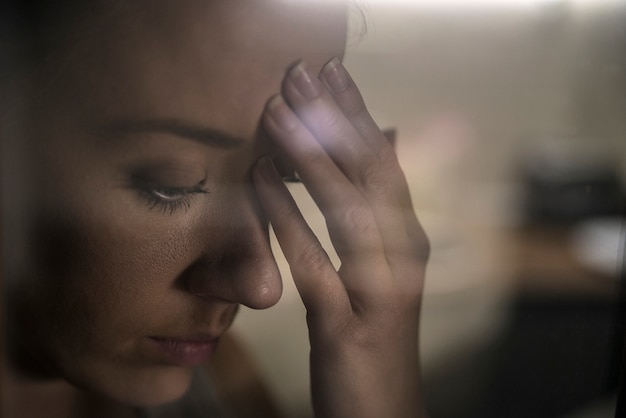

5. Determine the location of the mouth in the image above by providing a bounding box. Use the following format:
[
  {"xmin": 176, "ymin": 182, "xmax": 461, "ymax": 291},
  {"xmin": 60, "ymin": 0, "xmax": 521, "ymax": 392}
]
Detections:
[{"xmin": 146, "ymin": 335, "xmax": 219, "ymax": 367}]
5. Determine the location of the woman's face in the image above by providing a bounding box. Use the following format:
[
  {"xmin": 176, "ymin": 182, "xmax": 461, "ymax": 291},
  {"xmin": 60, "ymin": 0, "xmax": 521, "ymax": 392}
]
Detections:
[{"xmin": 7, "ymin": 0, "xmax": 346, "ymax": 406}]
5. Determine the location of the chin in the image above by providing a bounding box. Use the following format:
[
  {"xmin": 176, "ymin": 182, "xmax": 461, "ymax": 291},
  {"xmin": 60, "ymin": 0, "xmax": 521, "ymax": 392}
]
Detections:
[
  {"xmin": 130, "ymin": 369, "xmax": 195, "ymax": 407},
  {"xmin": 72, "ymin": 364, "xmax": 196, "ymax": 408}
]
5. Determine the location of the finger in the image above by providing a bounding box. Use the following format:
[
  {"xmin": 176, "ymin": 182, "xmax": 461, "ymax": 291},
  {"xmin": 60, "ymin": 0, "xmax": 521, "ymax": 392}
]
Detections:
[
  {"xmin": 281, "ymin": 61, "xmax": 385, "ymax": 186},
  {"xmin": 321, "ymin": 59, "xmax": 430, "ymax": 265},
  {"xmin": 282, "ymin": 62, "xmax": 424, "ymax": 275},
  {"xmin": 251, "ymin": 156, "xmax": 349, "ymax": 321},
  {"xmin": 319, "ymin": 58, "xmax": 390, "ymax": 154},
  {"xmin": 318, "ymin": 58, "xmax": 414, "ymax": 209},
  {"xmin": 318, "ymin": 58, "xmax": 410, "ymax": 207},
  {"xmin": 261, "ymin": 99, "xmax": 392, "ymax": 296}
]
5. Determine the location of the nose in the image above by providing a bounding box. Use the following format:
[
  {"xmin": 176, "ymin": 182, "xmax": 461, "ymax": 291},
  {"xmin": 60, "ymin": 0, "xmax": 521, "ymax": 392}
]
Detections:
[{"xmin": 186, "ymin": 190, "xmax": 283, "ymax": 310}]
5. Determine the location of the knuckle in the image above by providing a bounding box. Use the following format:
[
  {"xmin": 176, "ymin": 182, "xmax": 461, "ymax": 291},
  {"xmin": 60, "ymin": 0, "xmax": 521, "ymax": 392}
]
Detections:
[
  {"xmin": 358, "ymin": 155, "xmax": 382, "ymax": 180},
  {"xmin": 357, "ymin": 157, "xmax": 387, "ymax": 194},
  {"xmin": 294, "ymin": 240, "xmax": 328, "ymax": 274},
  {"xmin": 298, "ymin": 147, "xmax": 325, "ymax": 168},
  {"xmin": 342, "ymin": 93, "xmax": 369, "ymax": 120},
  {"xmin": 377, "ymin": 141, "xmax": 399, "ymax": 164},
  {"xmin": 336, "ymin": 202, "xmax": 377, "ymax": 237},
  {"xmin": 319, "ymin": 106, "xmax": 345, "ymax": 132},
  {"xmin": 272, "ymin": 195, "xmax": 298, "ymax": 222},
  {"xmin": 304, "ymin": 102, "xmax": 344, "ymax": 133}
]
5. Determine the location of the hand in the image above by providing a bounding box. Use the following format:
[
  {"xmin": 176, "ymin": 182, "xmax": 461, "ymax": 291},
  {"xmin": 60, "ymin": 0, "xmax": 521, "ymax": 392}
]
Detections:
[{"xmin": 252, "ymin": 58, "xmax": 430, "ymax": 418}]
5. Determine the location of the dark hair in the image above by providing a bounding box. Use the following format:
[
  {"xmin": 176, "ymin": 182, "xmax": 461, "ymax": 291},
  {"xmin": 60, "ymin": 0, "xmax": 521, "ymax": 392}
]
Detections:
[{"xmin": 1, "ymin": 0, "xmax": 90, "ymax": 81}]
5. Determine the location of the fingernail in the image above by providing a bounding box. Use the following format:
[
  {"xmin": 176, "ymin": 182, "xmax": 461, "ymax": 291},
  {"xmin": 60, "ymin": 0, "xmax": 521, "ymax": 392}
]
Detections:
[
  {"xmin": 289, "ymin": 61, "xmax": 321, "ymax": 100},
  {"xmin": 254, "ymin": 156, "xmax": 281, "ymax": 184},
  {"xmin": 266, "ymin": 95, "xmax": 298, "ymax": 131},
  {"xmin": 321, "ymin": 57, "xmax": 349, "ymax": 93}
]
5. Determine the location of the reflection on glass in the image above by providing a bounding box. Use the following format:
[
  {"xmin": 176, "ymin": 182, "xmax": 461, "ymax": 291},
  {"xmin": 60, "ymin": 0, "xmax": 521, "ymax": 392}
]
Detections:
[{"xmin": 2, "ymin": 1, "xmax": 624, "ymax": 418}]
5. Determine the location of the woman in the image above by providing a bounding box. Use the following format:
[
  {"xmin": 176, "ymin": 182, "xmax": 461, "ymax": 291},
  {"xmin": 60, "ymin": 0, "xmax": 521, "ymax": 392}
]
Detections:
[{"xmin": 1, "ymin": 0, "xmax": 429, "ymax": 417}]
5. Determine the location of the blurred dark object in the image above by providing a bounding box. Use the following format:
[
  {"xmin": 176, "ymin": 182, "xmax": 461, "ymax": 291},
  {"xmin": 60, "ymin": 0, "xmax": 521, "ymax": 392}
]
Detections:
[
  {"xmin": 481, "ymin": 294, "xmax": 620, "ymax": 418},
  {"xmin": 425, "ymin": 292, "xmax": 620, "ymax": 418},
  {"xmin": 424, "ymin": 225, "xmax": 622, "ymax": 418},
  {"xmin": 613, "ymin": 218, "xmax": 626, "ymax": 418},
  {"xmin": 520, "ymin": 137, "xmax": 624, "ymax": 225}
]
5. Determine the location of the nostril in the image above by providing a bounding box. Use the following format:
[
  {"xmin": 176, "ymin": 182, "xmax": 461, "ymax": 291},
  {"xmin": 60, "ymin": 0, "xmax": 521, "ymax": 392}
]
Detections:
[
  {"xmin": 182, "ymin": 259, "xmax": 221, "ymax": 298},
  {"xmin": 186, "ymin": 279, "xmax": 220, "ymax": 301}
]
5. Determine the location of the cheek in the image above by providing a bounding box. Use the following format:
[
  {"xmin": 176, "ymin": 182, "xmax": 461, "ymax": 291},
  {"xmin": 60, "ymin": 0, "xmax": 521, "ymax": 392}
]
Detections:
[
  {"xmin": 12, "ymin": 184, "xmax": 227, "ymax": 404},
  {"xmin": 31, "ymin": 145, "xmax": 202, "ymax": 305},
  {"xmin": 26, "ymin": 214, "xmax": 161, "ymax": 330},
  {"xmin": 19, "ymin": 177, "xmax": 207, "ymax": 356}
]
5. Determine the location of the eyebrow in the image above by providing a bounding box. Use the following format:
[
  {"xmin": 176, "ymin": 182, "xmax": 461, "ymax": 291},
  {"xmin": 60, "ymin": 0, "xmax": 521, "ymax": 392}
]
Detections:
[{"xmin": 96, "ymin": 118, "xmax": 247, "ymax": 149}]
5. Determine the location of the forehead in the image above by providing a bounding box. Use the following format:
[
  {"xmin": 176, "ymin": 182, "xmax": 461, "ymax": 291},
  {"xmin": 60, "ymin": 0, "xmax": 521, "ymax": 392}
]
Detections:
[{"xmin": 48, "ymin": 0, "xmax": 347, "ymax": 140}]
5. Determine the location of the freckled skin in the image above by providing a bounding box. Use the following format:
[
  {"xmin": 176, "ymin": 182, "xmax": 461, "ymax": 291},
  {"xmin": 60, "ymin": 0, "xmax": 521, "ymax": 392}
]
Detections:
[{"xmin": 7, "ymin": 0, "xmax": 346, "ymax": 407}]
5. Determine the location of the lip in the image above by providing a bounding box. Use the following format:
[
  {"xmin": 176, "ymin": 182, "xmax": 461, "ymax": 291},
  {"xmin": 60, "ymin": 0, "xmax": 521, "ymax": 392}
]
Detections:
[{"xmin": 147, "ymin": 335, "xmax": 219, "ymax": 367}]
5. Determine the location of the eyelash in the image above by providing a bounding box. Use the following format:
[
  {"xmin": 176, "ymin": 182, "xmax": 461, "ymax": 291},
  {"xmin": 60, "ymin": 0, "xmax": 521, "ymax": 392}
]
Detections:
[{"xmin": 134, "ymin": 180, "xmax": 209, "ymax": 215}]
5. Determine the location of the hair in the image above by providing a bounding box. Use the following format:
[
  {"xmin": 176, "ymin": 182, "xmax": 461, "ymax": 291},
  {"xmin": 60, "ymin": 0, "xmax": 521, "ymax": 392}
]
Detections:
[
  {"xmin": 2, "ymin": 0, "xmax": 367, "ymax": 75},
  {"xmin": 0, "ymin": 1, "xmax": 93, "ymax": 198},
  {"xmin": 1, "ymin": 0, "xmax": 94, "ymax": 79}
]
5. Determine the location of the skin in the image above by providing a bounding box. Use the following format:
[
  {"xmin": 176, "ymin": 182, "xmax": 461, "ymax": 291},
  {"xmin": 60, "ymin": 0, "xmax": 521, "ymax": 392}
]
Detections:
[{"xmin": 4, "ymin": 0, "xmax": 429, "ymax": 417}]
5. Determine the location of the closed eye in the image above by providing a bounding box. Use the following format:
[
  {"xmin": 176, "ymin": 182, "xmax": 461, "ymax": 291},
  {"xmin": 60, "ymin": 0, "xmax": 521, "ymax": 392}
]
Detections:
[{"xmin": 132, "ymin": 178, "xmax": 209, "ymax": 215}]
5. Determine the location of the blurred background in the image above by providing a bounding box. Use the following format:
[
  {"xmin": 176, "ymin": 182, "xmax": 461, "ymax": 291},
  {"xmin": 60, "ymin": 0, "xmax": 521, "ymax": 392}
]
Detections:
[{"xmin": 233, "ymin": 1, "xmax": 625, "ymax": 417}]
